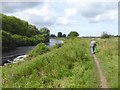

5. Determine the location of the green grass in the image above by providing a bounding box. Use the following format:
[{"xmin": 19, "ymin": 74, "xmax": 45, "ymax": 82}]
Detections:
[
  {"xmin": 2, "ymin": 38, "xmax": 99, "ymax": 88},
  {"xmin": 96, "ymin": 37, "xmax": 118, "ymax": 88}
]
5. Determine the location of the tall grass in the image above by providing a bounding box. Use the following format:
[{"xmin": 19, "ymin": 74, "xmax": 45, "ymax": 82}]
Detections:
[
  {"xmin": 2, "ymin": 38, "xmax": 99, "ymax": 88},
  {"xmin": 96, "ymin": 37, "xmax": 118, "ymax": 88}
]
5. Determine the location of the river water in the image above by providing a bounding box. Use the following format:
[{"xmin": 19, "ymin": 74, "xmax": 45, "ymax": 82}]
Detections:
[{"xmin": 2, "ymin": 39, "xmax": 63, "ymax": 66}]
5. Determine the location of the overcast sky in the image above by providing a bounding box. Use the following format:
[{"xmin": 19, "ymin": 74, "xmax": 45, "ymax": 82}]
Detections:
[{"xmin": 1, "ymin": 0, "xmax": 119, "ymax": 36}]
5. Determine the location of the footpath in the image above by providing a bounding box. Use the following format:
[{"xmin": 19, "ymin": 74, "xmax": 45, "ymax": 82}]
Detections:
[{"xmin": 93, "ymin": 54, "xmax": 108, "ymax": 88}]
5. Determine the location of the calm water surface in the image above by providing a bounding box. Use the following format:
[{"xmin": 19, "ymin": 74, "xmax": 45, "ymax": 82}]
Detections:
[{"xmin": 2, "ymin": 39, "xmax": 63, "ymax": 65}]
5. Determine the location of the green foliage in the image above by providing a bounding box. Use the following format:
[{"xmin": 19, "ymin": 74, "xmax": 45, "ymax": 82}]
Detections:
[
  {"xmin": 1, "ymin": 14, "xmax": 50, "ymax": 51},
  {"xmin": 50, "ymin": 34, "xmax": 56, "ymax": 37},
  {"xmin": 68, "ymin": 31, "xmax": 79, "ymax": 37},
  {"xmin": 2, "ymin": 30, "xmax": 16, "ymax": 51},
  {"xmin": 96, "ymin": 37, "xmax": 118, "ymax": 88},
  {"xmin": 2, "ymin": 14, "xmax": 28, "ymax": 36},
  {"xmin": 39, "ymin": 27, "xmax": 50, "ymax": 42},
  {"xmin": 62, "ymin": 34, "xmax": 66, "ymax": 37},
  {"xmin": 2, "ymin": 38, "xmax": 99, "ymax": 88},
  {"xmin": 12, "ymin": 34, "xmax": 33, "ymax": 46},
  {"xmin": 28, "ymin": 43, "xmax": 49, "ymax": 58},
  {"xmin": 57, "ymin": 32, "xmax": 62, "ymax": 37},
  {"xmin": 52, "ymin": 43, "xmax": 63, "ymax": 49},
  {"xmin": 27, "ymin": 24, "xmax": 39, "ymax": 37},
  {"xmin": 101, "ymin": 32, "xmax": 110, "ymax": 39}
]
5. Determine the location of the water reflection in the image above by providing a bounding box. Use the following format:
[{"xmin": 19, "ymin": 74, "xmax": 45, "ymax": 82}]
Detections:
[{"xmin": 1, "ymin": 39, "xmax": 63, "ymax": 66}]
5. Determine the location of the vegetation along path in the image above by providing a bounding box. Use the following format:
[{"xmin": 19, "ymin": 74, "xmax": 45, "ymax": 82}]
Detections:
[
  {"xmin": 93, "ymin": 54, "xmax": 108, "ymax": 88},
  {"xmin": 1, "ymin": 38, "xmax": 118, "ymax": 88}
]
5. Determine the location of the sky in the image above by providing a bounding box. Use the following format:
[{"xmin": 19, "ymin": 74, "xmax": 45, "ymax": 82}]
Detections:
[{"xmin": 1, "ymin": 0, "xmax": 119, "ymax": 36}]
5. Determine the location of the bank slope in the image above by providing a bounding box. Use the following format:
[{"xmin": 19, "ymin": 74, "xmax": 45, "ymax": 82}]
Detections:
[{"xmin": 2, "ymin": 38, "xmax": 99, "ymax": 88}]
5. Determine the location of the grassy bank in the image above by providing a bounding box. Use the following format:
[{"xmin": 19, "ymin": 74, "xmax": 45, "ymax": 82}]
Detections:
[
  {"xmin": 2, "ymin": 38, "xmax": 99, "ymax": 88},
  {"xmin": 96, "ymin": 37, "xmax": 118, "ymax": 88}
]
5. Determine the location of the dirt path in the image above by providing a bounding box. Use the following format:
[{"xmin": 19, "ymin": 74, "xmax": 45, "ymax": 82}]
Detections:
[{"xmin": 93, "ymin": 54, "xmax": 108, "ymax": 88}]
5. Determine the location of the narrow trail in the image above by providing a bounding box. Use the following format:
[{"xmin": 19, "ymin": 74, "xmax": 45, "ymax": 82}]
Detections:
[{"xmin": 93, "ymin": 54, "xmax": 108, "ymax": 88}]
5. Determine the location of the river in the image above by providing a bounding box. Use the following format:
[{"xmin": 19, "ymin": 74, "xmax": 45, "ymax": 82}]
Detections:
[{"xmin": 1, "ymin": 39, "xmax": 63, "ymax": 66}]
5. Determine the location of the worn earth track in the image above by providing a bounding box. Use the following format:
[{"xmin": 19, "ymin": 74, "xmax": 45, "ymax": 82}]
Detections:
[{"xmin": 93, "ymin": 54, "xmax": 108, "ymax": 88}]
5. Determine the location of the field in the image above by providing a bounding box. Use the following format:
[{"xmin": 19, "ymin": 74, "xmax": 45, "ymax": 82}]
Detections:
[
  {"xmin": 1, "ymin": 37, "xmax": 118, "ymax": 88},
  {"xmin": 96, "ymin": 37, "xmax": 118, "ymax": 88}
]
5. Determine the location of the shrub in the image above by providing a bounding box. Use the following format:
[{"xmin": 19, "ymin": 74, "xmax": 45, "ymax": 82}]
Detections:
[
  {"xmin": 52, "ymin": 43, "xmax": 63, "ymax": 49},
  {"xmin": 28, "ymin": 43, "xmax": 49, "ymax": 58}
]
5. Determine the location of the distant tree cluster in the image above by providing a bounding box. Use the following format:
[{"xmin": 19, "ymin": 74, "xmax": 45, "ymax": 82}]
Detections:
[
  {"xmin": 68, "ymin": 31, "xmax": 79, "ymax": 37},
  {"xmin": 50, "ymin": 32, "xmax": 67, "ymax": 38},
  {"xmin": 51, "ymin": 31, "xmax": 79, "ymax": 38},
  {"xmin": 1, "ymin": 14, "xmax": 50, "ymax": 51},
  {"xmin": 50, "ymin": 34, "xmax": 56, "ymax": 37},
  {"xmin": 57, "ymin": 32, "xmax": 66, "ymax": 37},
  {"xmin": 101, "ymin": 32, "xmax": 110, "ymax": 39}
]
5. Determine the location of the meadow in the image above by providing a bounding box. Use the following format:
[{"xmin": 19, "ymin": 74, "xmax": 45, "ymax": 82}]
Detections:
[
  {"xmin": 96, "ymin": 37, "xmax": 118, "ymax": 88},
  {"xmin": 1, "ymin": 37, "xmax": 118, "ymax": 88}
]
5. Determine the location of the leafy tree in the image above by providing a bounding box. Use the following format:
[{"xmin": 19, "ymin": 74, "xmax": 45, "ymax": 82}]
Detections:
[
  {"xmin": 27, "ymin": 24, "xmax": 38, "ymax": 37},
  {"xmin": 39, "ymin": 27, "xmax": 50, "ymax": 42},
  {"xmin": 50, "ymin": 34, "xmax": 56, "ymax": 37},
  {"xmin": 1, "ymin": 14, "xmax": 51, "ymax": 51},
  {"xmin": 62, "ymin": 34, "xmax": 66, "ymax": 37},
  {"xmin": 101, "ymin": 32, "xmax": 110, "ymax": 39},
  {"xmin": 68, "ymin": 31, "xmax": 79, "ymax": 37},
  {"xmin": 1, "ymin": 13, "xmax": 39, "ymax": 36},
  {"xmin": 57, "ymin": 32, "xmax": 62, "ymax": 37},
  {"xmin": 2, "ymin": 30, "xmax": 16, "ymax": 51}
]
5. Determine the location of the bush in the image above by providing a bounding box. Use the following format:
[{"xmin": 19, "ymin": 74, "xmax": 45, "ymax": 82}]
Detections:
[
  {"xmin": 52, "ymin": 43, "xmax": 63, "ymax": 49},
  {"xmin": 28, "ymin": 43, "xmax": 49, "ymax": 58}
]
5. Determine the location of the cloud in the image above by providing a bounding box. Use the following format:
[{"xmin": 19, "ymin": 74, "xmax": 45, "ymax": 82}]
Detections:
[
  {"xmin": 1, "ymin": 0, "xmax": 45, "ymax": 2},
  {"xmin": 1, "ymin": 0, "xmax": 118, "ymax": 28},
  {"xmin": 66, "ymin": 0, "xmax": 118, "ymax": 23},
  {"xmin": 64, "ymin": 8, "xmax": 77, "ymax": 18},
  {"xmin": 56, "ymin": 8, "xmax": 77, "ymax": 25},
  {"xmin": 6, "ymin": 3, "xmax": 57, "ymax": 27},
  {"xmin": 91, "ymin": 9, "xmax": 118, "ymax": 23},
  {"xmin": 56, "ymin": 17, "xmax": 70, "ymax": 25},
  {"xmin": 30, "ymin": 4, "xmax": 57, "ymax": 26},
  {"xmin": 2, "ymin": 2, "xmax": 43, "ymax": 13}
]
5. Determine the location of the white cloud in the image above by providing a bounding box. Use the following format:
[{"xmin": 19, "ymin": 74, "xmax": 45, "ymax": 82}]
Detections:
[
  {"xmin": 2, "ymin": 2, "xmax": 42, "ymax": 13},
  {"xmin": 64, "ymin": 8, "xmax": 77, "ymax": 18},
  {"xmin": 66, "ymin": 0, "xmax": 118, "ymax": 23},
  {"xmin": 56, "ymin": 8, "xmax": 77, "ymax": 25},
  {"xmin": 1, "ymin": 0, "xmax": 118, "ymax": 36},
  {"xmin": 56, "ymin": 17, "xmax": 69, "ymax": 25},
  {"xmin": 8, "ymin": 3, "xmax": 57, "ymax": 27},
  {"xmin": 91, "ymin": 9, "xmax": 118, "ymax": 23},
  {"xmin": 66, "ymin": 0, "xmax": 118, "ymax": 3}
]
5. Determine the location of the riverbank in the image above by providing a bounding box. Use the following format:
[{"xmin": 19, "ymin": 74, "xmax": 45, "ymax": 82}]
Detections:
[
  {"xmin": 2, "ymin": 38, "xmax": 99, "ymax": 88},
  {"xmin": 2, "ymin": 37, "xmax": 118, "ymax": 88},
  {"xmin": 2, "ymin": 39, "xmax": 63, "ymax": 66}
]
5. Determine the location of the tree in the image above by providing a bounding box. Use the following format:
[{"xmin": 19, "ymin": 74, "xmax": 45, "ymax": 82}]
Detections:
[
  {"xmin": 1, "ymin": 14, "xmax": 51, "ymax": 51},
  {"xmin": 39, "ymin": 27, "xmax": 50, "ymax": 42},
  {"xmin": 2, "ymin": 30, "xmax": 16, "ymax": 51},
  {"xmin": 50, "ymin": 34, "xmax": 56, "ymax": 37},
  {"xmin": 101, "ymin": 32, "xmax": 110, "ymax": 39},
  {"xmin": 27, "ymin": 24, "xmax": 38, "ymax": 37},
  {"xmin": 57, "ymin": 32, "xmax": 62, "ymax": 37},
  {"xmin": 1, "ymin": 13, "xmax": 39, "ymax": 37},
  {"xmin": 62, "ymin": 34, "xmax": 66, "ymax": 37},
  {"xmin": 68, "ymin": 31, "xmax": 79, "ymax": 37}
]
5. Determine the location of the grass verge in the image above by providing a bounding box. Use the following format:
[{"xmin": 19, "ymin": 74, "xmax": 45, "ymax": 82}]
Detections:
[
  {"xmin": 96, "ymin": 37, "xmax": 118, "ymax": 88},
  {"xmin": 2, "ymin": 38, "xmax": 99, "ymax": 88}
]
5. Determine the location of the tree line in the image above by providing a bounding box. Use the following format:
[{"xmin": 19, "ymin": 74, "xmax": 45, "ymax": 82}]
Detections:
[
  {"xmin": 50, "ymin": 31, "xmax": 79, "ymax": 38},
  {"xmin": 1, "ymin": 14, "xmax": 50, "ymax": 51}
]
